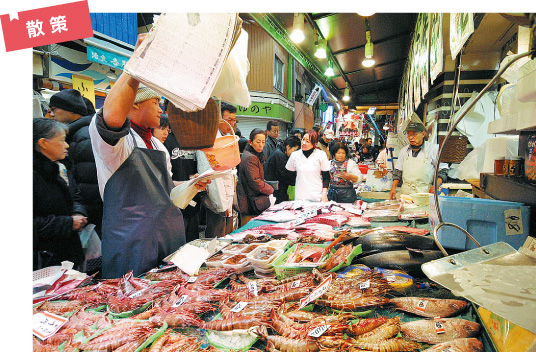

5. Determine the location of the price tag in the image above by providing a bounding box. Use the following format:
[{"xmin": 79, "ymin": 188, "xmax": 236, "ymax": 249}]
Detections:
[
  {"xmin": 434, "ymin": 320, "xmax": 446, "ymax": 334},
  {"xmin": 172, "ymin": 295, "xmax": 189, "ymax": 307},
  {"xmin": 128, "ymin": 290, "xmax": 145, "ymax": 299},
  {"xmin": 290, "ymin": 280, "xmax": 301, "ymax": 289},
  {"xmin": 187, "ymin": 276, "xmax": 198, "ymax": 283},
  {"xmin": 441, "ymin": 348, "xmax": 454, "ymax": 352},
  {"xmin": 247, "ymin": 281, "xmax": 258, "ymax": 297},
  {"xmin": 416, "ymin": 299, "xmax": 429, "ymax": 313},
  {"xmin": 346, "ymin": 207, "xmax": 362, "ymax": 216},
  {"xmin": 299, "ymin": 275, "xmax": 332, "ymax": 309},
  {"xmin": 385, "ymin": 275, "xmax": 397, "ymax": 283},
  {"xmin": 505, "ymin": 209, "xmax": 524, "ymax": 236},
  {"xmin": 359, "ymin": 280, "xmax": 370, "ymax": 290},
  {"xmin": 33, "ymin": 312, "xmax": 68, "ymax": 340},
  {"xmin": 230, "ymin": 302, "xmax": 248, "ymax": 313},
  {"xmin": 308, "ymin": 325, "xmax": 331, "ymax": 337},
  {"xmin": 293, "ymin": 218, "xmax": 305, "ymax": 226}
]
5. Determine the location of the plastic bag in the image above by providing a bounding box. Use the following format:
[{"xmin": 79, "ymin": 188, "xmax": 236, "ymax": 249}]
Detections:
[
  {"xmin": 365, "ymin": 169, "xmax": 393, "ymax": 191},
  {"xmin": 78, "ymin": 224, "xmax": 102, "ymax": 273},
  {"xmin": 499, "ymin": 51, "xmax": 531, "ymax": 84}
]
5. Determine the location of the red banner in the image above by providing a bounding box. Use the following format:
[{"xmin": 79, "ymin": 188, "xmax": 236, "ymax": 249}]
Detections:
[{"xmin": 1, "ymin": 1, "xmax": 93, "ymax": 52}]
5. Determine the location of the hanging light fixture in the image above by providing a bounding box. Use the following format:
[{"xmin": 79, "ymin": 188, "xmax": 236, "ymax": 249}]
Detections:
[
  {"xmin": 324, "ymin": 59, "xmax": 335, "ymax": 77},
  {"xmin": 107, "ymin": 68, "xmax": 118, "ymax": 80},
  {"xmin": 362, "ymin": 18, "xmax": 375, "ymax": 67},
  {"xmin": 342, "ymin": 84, "xmax": 350, "ymax": 102},
  {"xmin": 357, "ymin": 12, "xmax": 375, "ymax": 17},
  {"xmin": 315, "ymin": 38, "xmax": 327, "ymax": 59},
  {"xmin": 290, "ymin": 13, "xmax": 305, "ymax": 43}
]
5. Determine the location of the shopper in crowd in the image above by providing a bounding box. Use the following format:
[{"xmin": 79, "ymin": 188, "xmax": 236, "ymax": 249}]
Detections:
[
  {"xmin": 49, "ymin": 89, "xmax": 103, "ymax": 239},
  {"xmin": 375, "ymin": 140, "xmax": 388, "ymax": 170},
  {"xmin": 197, "ymin": 101, "xmax": 237, "ymax": 238},
  {"xmin": 317, "ymin": 128, "xmax": 334, "ymax": 159},
  {"xmin": 290, "ymin": 128, "xmax": 303, "ymax": 140},
  {"xmin": 88, "ymin": 34, "xmax": 208, "ymax": 278},
  {"xmin": 264, "ymin": 135, "xmax": 300, "ymax": 204},
  {"xmin": 33, "ymin": 118, "xmax": 87, "ymax": 270},
  {"xmin": 327, "ymin": 141, "xmax": 362, "ymax": 203},
  {"xmin": 286, "ymin": 129, "xmax": 330, "ymax": 202},
  {"xmin": 359, "ymin": 145, "xmax": 375, "ymax": 163},
  {"xmin": 237, "ymin": 128, "xmax": 274, "ymax": 215},
  {"xmin": 263, "ymin": 120, "xmax": 280, "ymax": 160},
  {"xmin": 151, "ymin": 113, "xmax": 170, "ymax": 144},
  {"xmin": 236, "ymin": 128, "xmax": 248, "ymax": 154},
  {"xmin": 162, "ymin": 101, "xmax": 202, "ymax": 243},
  {"xmin": 389, "ymin": 120, "xmax": 448, "ymax": 200}
]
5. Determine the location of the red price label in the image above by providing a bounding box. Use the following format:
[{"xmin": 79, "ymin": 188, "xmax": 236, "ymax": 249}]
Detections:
[{"xmin": 416, "ymin": 299, "xmax": 428, "ymax": 313}]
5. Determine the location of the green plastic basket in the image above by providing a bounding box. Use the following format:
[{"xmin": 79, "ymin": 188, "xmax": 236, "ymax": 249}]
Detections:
[{"xmin": 272, "ymin": 243, "xmax": 330, "ymax": 280}]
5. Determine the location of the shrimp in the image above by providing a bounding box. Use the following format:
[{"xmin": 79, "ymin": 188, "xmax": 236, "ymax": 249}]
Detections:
[
  {"xmin": 351, "ymin": 337, "xmax": 421, "ymax": 352},
  {"xmin": 253, "ymin": 325, "xmax": 319, "ymax": 352}
]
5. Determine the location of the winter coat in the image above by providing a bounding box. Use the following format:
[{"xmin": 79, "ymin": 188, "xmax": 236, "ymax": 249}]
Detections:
[
  {"xmin": 66, "ymin": 115, "xmax": 103, "ymax": 235},
  {"xmin": 237, "ymin": 145, "xmax": 274, "ymax": 215},
  {"xmin": 33, "ymin": 151, "xmax": 86, "ymax": 270},
  {"xmin": 263, "ymin": 135, "xmax": 280, "ymax": 160},
  {"xmin": 264, "ymin": 144, "xmax": 297, "ymax": 204}
]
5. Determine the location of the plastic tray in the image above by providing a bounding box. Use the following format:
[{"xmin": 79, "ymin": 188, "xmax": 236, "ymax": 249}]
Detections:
[
  {"xmin": 262, "ymin": 240, "xmax": 290, "ymax": 251},
  {"xmin": 246, "ymin": 246, "xmax": 283, "ymax": 269},
  {"xmin": 272, "ymin": 243, "xmax": 330, "ymax": 280},
  {"xmin": 240, "ymin": 244, "xmax": 262, "ymax": 255},
  {"xmin": 222, "ymin": 243, "xmax": 249, "ymax": 255},
  {"xmin": 222, "ymin": 254, "xmax": 253, "ymax": 274},
  {"xmin": 205, "ymin": 253, "xmax": 233, "ymax": 268},
  {"xmin": 252, "ymin": 265, "xmax": 275, "ymax": 274},
  {"xmin": 33, "ymin": 266, "xmax": 63, "ymax": 281}
]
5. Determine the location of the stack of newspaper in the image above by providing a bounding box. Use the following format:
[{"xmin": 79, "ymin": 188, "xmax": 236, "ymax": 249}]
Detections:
[{"xmin": 124, "ymin": 13, "xmax": 242, "ymax": 112}]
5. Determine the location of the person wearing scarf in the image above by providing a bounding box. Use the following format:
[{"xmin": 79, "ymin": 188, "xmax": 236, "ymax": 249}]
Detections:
[
  {"xmin": 237, "ymin": 128, "xmax": 274, "ymax": 215},
  {"xmin": 286, "ymin": 129, "xmax": 331, "ymax": 202},
  {"xmin": 328, "ymin": 141, "xmax": 363, "ymax": 203}
]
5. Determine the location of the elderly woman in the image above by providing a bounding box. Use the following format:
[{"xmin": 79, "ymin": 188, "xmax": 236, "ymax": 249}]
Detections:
[
  {"xmin": 286, "ymin": 129, "xmax": 330, "ymax": 202},
  {"xmin": 237, "ymin": 128, "xmax": 274, "ymax": 215},
  {"xmin": 328, "ymin": 141, "xmax": 363, "ymax": 203},
  {"xmin": 33, "ymin": 118, "xmax": 87, "ymax": 270}
]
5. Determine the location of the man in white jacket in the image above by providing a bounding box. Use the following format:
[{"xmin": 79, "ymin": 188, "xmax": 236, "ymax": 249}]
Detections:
[{"xmin": 196, "ymin": 102, "xmax": 237, "ymax": 238}]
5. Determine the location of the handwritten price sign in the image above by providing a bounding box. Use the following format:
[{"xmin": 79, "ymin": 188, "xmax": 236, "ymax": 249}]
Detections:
[
  {"xmin": 299, "ymin": 275, "xmax": 332, "ymax": 309},
  {"xmin": 504, "ymin": 209, "xmax": 524, "ymax": 236},
  {"xmin": 247, "ymin": 281, "xmax": 258, "ymax": 297},
  {"xmin": 308, "ymin": 325, "xmax": 331, "ymax": 337},
  {"xmin": 33, "ymin": 312, "xmax": 68, "ymax": 340},
  {"xmin": 172, "ymin": 295, "xmax": 189, "ymax": 307},
  {"xmin": 230, "ymin": 302, "xmax": 248, "ymax": 313}
]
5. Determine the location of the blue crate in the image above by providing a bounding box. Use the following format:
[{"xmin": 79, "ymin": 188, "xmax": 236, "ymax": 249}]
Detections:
[{"xmin": 438, "ymin": 196, "xmax": 530, "ymax": 250}]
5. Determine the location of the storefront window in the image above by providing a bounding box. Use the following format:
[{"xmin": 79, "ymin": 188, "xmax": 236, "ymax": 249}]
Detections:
[{"xmin": 274, "ymin": 55, "xmax": 284, "ymax": 92}]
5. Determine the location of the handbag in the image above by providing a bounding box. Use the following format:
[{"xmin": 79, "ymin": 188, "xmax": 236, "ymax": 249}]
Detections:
[{"xmin": 248, "ymin": 195, "xmax": 271, "ymax": 215}]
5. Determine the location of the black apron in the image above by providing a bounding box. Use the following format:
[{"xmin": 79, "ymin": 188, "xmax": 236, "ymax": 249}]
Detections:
[{"xmin": 101, "ymin": 131, "xmax": 185, "ymax": 278}]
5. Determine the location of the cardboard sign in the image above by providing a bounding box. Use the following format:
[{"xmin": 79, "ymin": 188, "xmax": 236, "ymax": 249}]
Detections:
[{"xmin": 504, "ymin": 209, "xmax": 524, "ymax": 236}]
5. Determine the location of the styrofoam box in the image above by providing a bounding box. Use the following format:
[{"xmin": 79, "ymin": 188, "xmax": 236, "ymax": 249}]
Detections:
[
  {"xmin": 516, "ymin": 58, "xmax": 536, "ymax": 103},
  {"xmin": 438, "ymin": 196, "xmax": 530, "ymax": 250}
]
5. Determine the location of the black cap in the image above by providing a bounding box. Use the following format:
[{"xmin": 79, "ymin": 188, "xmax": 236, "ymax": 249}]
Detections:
[
  {"xmin": 49, "ymin": 89, "xmax": 88, "ymax": 116},
  {"xmin": 406, "ymin": 122, "xmax": 426, "ymax": 132}
]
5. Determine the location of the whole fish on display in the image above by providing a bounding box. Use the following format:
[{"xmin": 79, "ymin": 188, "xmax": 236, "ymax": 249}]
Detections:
[
  {"xmin": 419, "ymin": 338, "xmax": 484, "ymax": 352},
  {"xmin": 401, "ymin": 318, "xmax": 481, "ymax": 344},
  {"xmin": 353, "ymin": 249, "xmax": 444, "ymax": 276},
  {"xmin": 389, "ymin": 297, "xmax": 468, "ymax": 318},
  {"xmin": 353, "ymin": 232, "xmax": 437, "ymax": 257}
]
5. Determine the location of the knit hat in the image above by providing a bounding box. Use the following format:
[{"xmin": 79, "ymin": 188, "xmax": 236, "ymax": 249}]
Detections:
[
  {"xmin": 134, "ymin": 86, "xmax": 161, "ymax": 104},
  {"xmin": 49, "ymin": 89, "xmax": 87, "ymax": 116}
]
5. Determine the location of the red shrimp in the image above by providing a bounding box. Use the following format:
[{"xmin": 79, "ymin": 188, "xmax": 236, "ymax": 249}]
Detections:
[
  {"xmin": 203, "ymin": 316, "xmax": 263, "ymax": 331},
  {"xmin": 352, "ymin": 337, "xmax": 421, "ymax": 352},
  {"xmin": 349, "ymin": 317, "xmax": 389, "ymax": 336}
]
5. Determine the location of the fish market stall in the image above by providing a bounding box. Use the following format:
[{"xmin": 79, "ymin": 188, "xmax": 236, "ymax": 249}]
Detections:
[{"xmin": 32, "ymin": 199, "xmax": 517, "ymax": 352}]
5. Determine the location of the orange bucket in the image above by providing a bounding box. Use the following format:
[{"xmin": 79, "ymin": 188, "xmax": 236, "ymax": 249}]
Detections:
[{"xmin": 201, "ymin": 120, "xmax": 240, "ymax": 171}]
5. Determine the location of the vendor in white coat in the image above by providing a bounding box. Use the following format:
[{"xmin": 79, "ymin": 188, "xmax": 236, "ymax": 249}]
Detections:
[
  {"xmin": 286, "ymin": 129, "xmax": 331, "ymax": 202},
  {"xmin": 389, "ymin": 121, "xmax": 448, "ymax": 200}
]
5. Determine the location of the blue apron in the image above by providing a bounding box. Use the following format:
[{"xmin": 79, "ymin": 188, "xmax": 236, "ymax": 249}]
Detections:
[{"xmin": 101, "ymin": 131, "xmax": 185, "ymax": 278}]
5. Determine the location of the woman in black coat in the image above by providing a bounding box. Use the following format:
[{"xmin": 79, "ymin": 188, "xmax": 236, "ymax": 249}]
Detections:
[
  {"xmin": 237, "ymin": 128, "xmax": 274, "ymax": 215},
  {"xmin": 33, "ymin": 118, "xmax": 88, "ymax": 270}
]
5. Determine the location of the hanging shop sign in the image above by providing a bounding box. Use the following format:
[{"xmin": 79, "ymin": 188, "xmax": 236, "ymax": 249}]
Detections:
[
  {"xmin": 450, "ymin": 13, "xmax": 474, "ymax": 60},
  {"xmin": 306, "ymin": 84, "xmax": 322, "ymax": 105},
  {"xmin": 72, "ymin": 74, "xmax": 96, "ymax": 108},
  {"xmin": 236, "ymin": 101, "xmax": 293, "ymax": 123},
  {"xmin": 86, "ymin": 44, "xmax": 129, "ymax": 70},
  {"xmin": 430, "ymin": 13, "xmax": 444, "ymax": 85}
]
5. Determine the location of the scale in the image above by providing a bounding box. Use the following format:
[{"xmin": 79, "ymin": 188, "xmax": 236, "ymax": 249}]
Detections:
[{"xmin": 422, "ymin": 222, "xmax": 536, "ymax": 334}]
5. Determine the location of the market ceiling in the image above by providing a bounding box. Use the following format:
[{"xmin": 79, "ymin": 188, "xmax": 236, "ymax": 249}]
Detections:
[
  {"xmin": 248, "ymin": 13, "xmax": 417, "ymax": 107},
  {"xmin": 138, "ymin": 13, "xmax": 417, "ymax": 107}
]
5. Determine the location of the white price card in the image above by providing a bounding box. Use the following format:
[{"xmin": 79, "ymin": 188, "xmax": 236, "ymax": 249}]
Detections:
[
  {"xmin": 128, "ymin": 290, "xmax": 145, "ymax": 298},
  {"xmin": 247, "ymin": 281, "xmax": 258, "ymax": 297},
  {"xmin": 33, "ymin": 312, "xmax": 68, "ymax": 340},
  {"xmin": 172, "ymin": 295, "xmax": 189, "ymax": 307},
  {"xmin": 416, "ymin": 299, "xmax": 428, "ymax": 313},
  {"xmin": 359, "ymin": 280, "xmax": 370, "ymax": 289},
  {"xmin": 385, "ymin": 275, "xmax": 397, "ymax": 283},
  {"xmin": 293, "ymin": 218, "xmax": 305, "ymax": 226},
  {"xmin": 187, "ymin": 276, "xmax": 198, "ymax": 283},
  {"xmin": 308, "ymin": 325, "xmax": 331, "ymax": 337},
  {"xmin": 299, "ymin": 275, "xmax": 332, "ymax": 309},
  {"xmin": 434, "ymin": 320, "xmax": 445, "ymax": 334},
  {"xmin": 504, "ymin": 209, "xmax": 524, "ymax": 236},
  {"xmin": 230, "ymin": 302, "xmax": 248, "ymax": 313},
  {"xmin": 290, "ymin": 280, "xmax": 301, "ymax": 289}
]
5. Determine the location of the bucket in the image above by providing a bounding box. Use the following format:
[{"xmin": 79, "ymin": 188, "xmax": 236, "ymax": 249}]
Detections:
[
  {"xmin": 201, "ymin": 119, "xmax": 240, "ymax": 171},
  {"xmin": 358, "ymin": 164, "xmax": 369, "ymax": 175},
  {"xmin": 166, "ymin": 99, "xmax": 219, "ymax": 150}
]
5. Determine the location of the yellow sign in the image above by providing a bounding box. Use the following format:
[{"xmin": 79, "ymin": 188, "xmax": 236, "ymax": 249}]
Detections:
[{"xmin": 72, "ymin": 75, "xmax": 95, "ymax": 109}]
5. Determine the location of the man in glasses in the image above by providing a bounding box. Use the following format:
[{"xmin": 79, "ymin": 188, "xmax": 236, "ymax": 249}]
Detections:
[{"xmin": 389, "ymin": 119, "xmax": 448, "ymax": 200}]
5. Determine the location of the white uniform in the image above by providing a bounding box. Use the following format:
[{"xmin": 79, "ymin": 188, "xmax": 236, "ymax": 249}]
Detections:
[
  {"xmin": 394, "ymin": 141, "xmax": 448, "ymax": 194},
  {"xmin": 286, "ymin": 149, "xmax": 330, "ymax": 202}
]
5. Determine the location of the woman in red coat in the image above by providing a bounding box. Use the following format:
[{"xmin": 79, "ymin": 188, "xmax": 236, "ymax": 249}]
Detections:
[{"xmin": 237, "ymin": 128, "xmax": 274, "ymax": 215}]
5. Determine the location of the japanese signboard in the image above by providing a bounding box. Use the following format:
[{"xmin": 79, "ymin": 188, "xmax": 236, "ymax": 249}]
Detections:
[
  {"xmin": 306, "ymin": 84, "xmax": 322, "ymax": 105},
  {"xmin": 72, "ymin": 75, "xmax": 95, "ymax": 108},
  {"xmin": 0, "ymin": 1, "xmax": 93, "ymax": 52}
]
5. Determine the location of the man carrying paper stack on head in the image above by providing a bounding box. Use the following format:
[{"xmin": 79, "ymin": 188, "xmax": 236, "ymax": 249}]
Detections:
[{"xmin": 89, "ymin": 34, "xmax": 208, "ymax": 278}]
